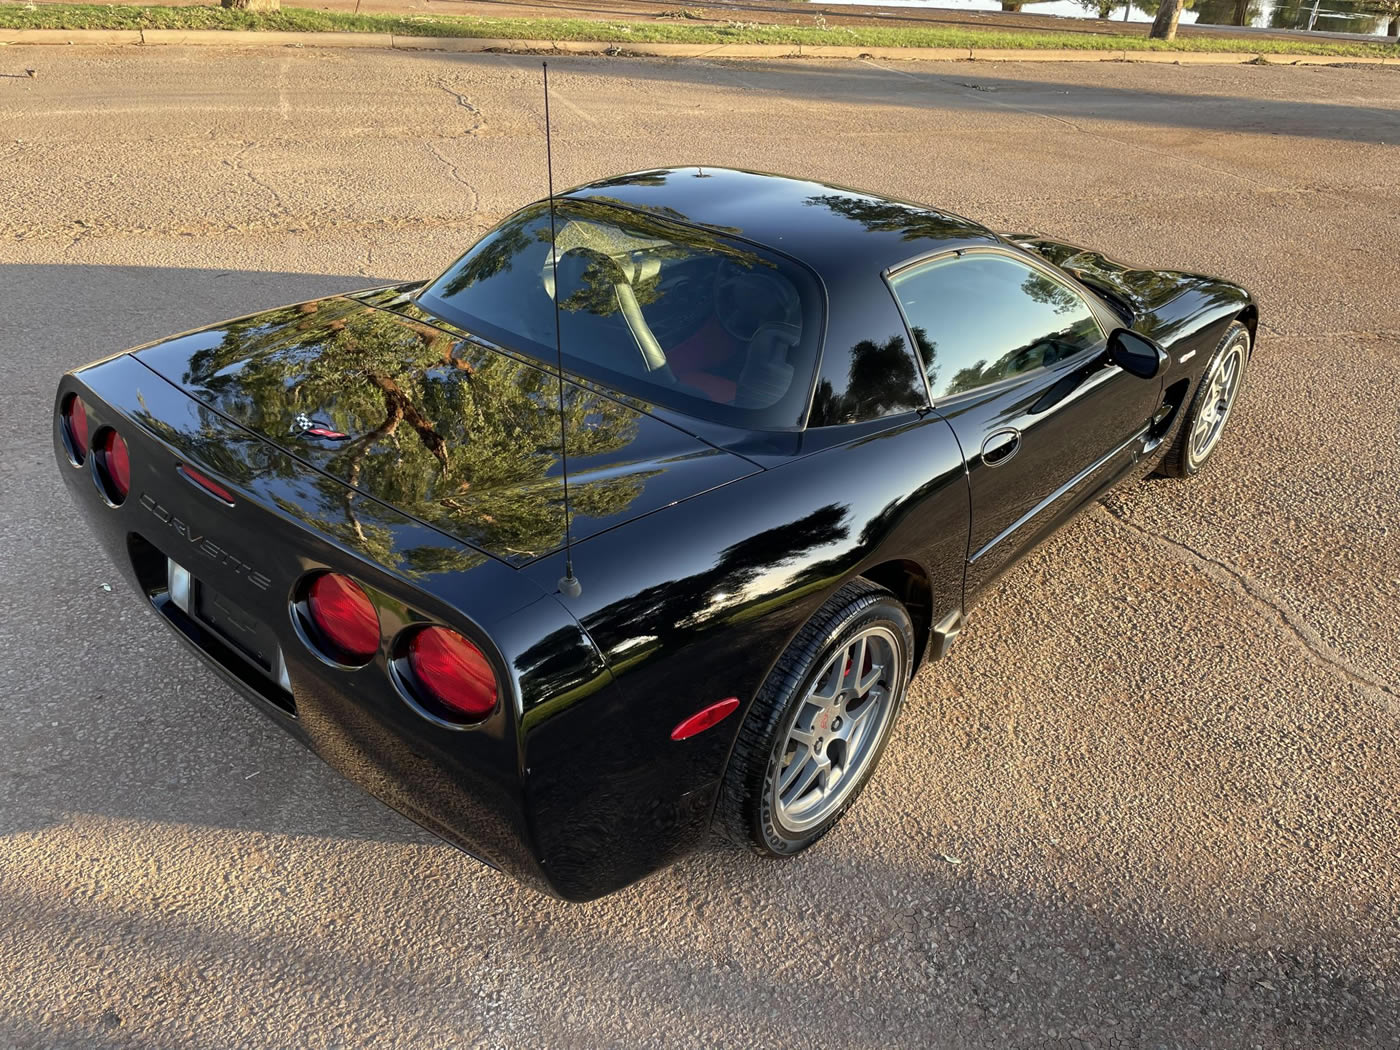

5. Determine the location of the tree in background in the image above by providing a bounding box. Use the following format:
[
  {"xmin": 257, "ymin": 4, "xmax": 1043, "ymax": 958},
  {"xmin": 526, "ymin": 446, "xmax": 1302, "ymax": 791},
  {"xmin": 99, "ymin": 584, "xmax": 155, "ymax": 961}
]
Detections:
[
  {"xmin": 1190, "ymin": 0, "xmax": 1261, "ymax": 26},
  {"xmin": 1080, "ymin": 0, "xmax": 1203, "ymax": 23},
  {"xmin": 223, "ymin": 0, "xmax": 279, "ymax": 11},
  {"xmin": 1076, "ymin": 0, "xmax": 1120, "ymax": 19},
  {"xmin": 1150, "ymin": 0, "xmax": 1186, "ymax": 37}
]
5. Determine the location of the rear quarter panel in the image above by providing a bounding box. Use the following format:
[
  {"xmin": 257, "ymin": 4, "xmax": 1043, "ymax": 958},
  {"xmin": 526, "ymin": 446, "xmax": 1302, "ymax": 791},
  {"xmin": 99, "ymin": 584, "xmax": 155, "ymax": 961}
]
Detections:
[{"xmin": 519, "ymin": 413, "xmax": 969, "ymax": 899}]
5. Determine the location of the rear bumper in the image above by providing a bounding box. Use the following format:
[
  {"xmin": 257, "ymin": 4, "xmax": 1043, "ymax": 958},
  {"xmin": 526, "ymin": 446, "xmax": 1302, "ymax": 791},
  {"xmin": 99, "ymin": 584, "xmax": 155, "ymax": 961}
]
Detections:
[
  {"xmin": 56, "ymin": 349, "xmax": 745, "ymax": 901},
  {"xmin": 54, "ymin": 355, "xmax": 574, "ymax": 895},
  {"xmin": 145, "ymin": 578, "xmax": 501, "ymax": 874}
]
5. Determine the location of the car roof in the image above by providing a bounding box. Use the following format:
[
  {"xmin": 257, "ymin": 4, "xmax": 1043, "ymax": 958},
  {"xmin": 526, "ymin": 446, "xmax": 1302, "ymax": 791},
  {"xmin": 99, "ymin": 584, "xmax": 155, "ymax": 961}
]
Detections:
[{"xmin": 560, "ymin": 167, "xmax": 1004, "ymax": 282}]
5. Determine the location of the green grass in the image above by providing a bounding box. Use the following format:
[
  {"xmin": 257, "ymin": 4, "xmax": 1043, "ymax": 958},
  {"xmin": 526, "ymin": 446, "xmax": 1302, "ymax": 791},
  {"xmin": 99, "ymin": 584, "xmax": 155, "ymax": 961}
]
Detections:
[{"xmin": 3, "ymin": 2, "xmax": 1398, "ymax": 57}]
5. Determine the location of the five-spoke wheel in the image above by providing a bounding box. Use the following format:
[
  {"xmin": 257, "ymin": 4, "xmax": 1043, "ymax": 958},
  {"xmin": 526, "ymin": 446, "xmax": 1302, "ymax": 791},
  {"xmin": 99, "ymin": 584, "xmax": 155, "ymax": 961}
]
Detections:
[
  {"xmin": 1162, "ymin": 320, "xmax": 1251, "ymax": 478},
  {"xmin": 1188, "ymin": 340, "xmax": 1245, "ymax": 466},
  {"xmin": 716, "ymin": 579, "xmax": 914, "ymax": 856},
  {"xmin": 770, "ymin": 626, "xmax": 901, "ymax": 834}
]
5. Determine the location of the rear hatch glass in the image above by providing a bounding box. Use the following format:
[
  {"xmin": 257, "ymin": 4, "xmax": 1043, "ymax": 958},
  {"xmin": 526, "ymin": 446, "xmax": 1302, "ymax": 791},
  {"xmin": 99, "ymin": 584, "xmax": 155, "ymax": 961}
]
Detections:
[{"xmin": 416, "ymin": 200, "xmax": 824, "ymax": 432}]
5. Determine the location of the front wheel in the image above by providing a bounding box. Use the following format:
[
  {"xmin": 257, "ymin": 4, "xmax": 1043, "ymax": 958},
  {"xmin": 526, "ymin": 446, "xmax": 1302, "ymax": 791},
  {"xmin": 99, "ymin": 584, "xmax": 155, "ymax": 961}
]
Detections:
[
  {"xmin": 1160, "ymin": 321, "xmax": 1250, "ymax": 478},
  {"xmin": 715, "ymin": 579, "xmax": 914, "ymax": 857}
]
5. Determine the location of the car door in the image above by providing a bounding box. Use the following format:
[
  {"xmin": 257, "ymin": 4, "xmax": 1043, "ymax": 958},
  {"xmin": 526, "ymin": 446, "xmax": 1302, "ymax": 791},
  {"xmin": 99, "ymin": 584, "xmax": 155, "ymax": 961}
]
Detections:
[{"xmin": 887, "ymin": 248, "xmax": 1164, "ymax": 600}]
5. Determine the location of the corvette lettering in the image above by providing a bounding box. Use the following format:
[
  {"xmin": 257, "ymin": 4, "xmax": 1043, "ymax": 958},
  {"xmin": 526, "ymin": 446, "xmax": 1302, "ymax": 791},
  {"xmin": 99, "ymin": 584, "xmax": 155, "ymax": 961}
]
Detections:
[{"xmin": 139, "ymin": 492, "xmax": 271, "ymax": 590}]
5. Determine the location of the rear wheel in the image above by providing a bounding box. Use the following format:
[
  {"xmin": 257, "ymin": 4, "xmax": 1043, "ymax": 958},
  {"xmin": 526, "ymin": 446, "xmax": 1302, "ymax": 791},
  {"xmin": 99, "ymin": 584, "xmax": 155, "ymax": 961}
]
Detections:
[
  {"xmin": 1160, "ymin": 321, "xmax": 1250, "ymax": 478},
  {"xmin": 716, "ymin": 579, "xmax": 914, "ymax": 857}
]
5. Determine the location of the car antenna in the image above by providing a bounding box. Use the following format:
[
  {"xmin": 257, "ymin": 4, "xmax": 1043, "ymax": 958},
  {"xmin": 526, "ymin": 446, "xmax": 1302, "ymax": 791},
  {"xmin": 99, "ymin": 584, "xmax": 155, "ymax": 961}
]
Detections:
[{"xmin": 543, "ymin": 61, "xmax": 582, "ymax": 600}]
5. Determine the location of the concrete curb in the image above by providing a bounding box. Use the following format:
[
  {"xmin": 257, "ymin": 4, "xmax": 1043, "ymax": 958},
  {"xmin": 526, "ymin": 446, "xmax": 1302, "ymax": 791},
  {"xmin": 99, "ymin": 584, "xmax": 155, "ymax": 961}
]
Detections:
[
  {"xmin": 2, "ymin": 28, "xmax": 144, "ymax": 45},
  {"xmin": 0, "ymin": 27, "xmax": 1395, "ymax": 65},
  {"xmin": 1254, "ymin": 51, "xmax": 1390, "ymax": 63},
  {"xmin": 140, "ymin": 28, "xmax": 394, "ymax": 47}
]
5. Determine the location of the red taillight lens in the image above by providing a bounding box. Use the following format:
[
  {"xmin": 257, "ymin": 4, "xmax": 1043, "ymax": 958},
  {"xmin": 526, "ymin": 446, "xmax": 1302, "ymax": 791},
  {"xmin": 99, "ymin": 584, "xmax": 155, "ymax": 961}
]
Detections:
[
  {"xmin": 306, "ymin": 573, "xmax": 380, "ymax": 665},
  {"xmin": 98, "ymin": 430, "xmax": 130, "ymax": 503},
  {"xmin": 408, "ymin": 627, "xmax": 497, "ymax": 721},
  {"xmin": 64, "ymin": 395, "xmax": 89, "ymax": 461}
]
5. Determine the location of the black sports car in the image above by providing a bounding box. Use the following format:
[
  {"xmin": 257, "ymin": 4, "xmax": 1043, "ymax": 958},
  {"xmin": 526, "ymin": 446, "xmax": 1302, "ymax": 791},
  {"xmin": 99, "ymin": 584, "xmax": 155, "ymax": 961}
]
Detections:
[{"xmin": 53, "ymin": 168, "xmax": 1255, "ymax": 901}]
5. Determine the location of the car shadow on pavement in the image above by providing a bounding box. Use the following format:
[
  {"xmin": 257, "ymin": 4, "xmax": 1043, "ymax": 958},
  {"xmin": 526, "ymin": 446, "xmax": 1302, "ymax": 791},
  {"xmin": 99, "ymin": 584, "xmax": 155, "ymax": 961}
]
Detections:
[
  {"xmin": 0, "ymin": 827, "xmax": 1392, "ymax": 1049},
  {"xmin": 0, "ymin": 264, "xmax": 401, "ymax": 375},
  {"xmin": 2, "ymin": 264, "xmax": 1395, "ymax": 1049}
]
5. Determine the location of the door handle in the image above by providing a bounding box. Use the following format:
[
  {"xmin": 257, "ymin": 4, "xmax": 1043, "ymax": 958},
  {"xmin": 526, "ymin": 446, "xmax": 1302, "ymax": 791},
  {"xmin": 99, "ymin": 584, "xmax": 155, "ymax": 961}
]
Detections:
[{"xmin": 981, "ymin": 428, "xmax": 1021, "ymax": 467}]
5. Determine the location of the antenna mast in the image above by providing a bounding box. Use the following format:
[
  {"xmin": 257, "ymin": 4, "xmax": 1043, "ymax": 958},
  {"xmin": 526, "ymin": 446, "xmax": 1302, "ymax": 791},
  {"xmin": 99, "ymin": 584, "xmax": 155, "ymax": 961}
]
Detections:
[{"xmin": 543, "ymin": 62, "xmax": 582, "ymax": 599}]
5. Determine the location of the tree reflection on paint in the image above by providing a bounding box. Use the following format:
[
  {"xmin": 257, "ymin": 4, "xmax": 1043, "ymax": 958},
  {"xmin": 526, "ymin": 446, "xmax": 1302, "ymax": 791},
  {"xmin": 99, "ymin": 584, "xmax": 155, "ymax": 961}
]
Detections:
[
  {"xmin": 803, "ymin": 193, "xmax": 985, "ymax": 243},
  {"xmin": 175, "ymin": 298, "xmax": 651, "ymax": 564},
  {"xmin": 585, "ymin": 503, "xmax": 851, "ymax": 658},
  {"xmin": 811, "ymin": 334, "xmax": 930, "ymax": 425}
]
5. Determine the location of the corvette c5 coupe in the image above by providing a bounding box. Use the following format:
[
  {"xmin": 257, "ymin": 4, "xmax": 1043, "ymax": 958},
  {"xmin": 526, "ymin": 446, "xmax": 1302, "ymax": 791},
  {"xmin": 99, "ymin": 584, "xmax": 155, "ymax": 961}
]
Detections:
[{"xmin": 53, "ymin": 168, "xmax": 1255, "ymax": 900}]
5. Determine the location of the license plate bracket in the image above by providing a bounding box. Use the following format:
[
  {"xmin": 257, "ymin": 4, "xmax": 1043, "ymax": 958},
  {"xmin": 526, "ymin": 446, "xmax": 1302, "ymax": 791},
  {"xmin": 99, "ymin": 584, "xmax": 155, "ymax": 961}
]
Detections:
[
  {"xmin": 193, "ymin": 579, "xmax": 279, "ymax": 673},
  {"xmin": 163, "ymin": 556, "xmax": 294, "ymax": 701}
]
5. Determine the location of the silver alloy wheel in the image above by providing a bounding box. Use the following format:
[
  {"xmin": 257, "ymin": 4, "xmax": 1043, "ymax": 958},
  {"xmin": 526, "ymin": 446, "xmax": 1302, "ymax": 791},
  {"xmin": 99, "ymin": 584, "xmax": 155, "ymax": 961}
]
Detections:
[
  {"xmin": 768, "ymin": 625, "xmax": 904, "ymax": 834},
  {"xmin": 1189, "ymin": 338, "xmax": 1247, "ymax": 466}
]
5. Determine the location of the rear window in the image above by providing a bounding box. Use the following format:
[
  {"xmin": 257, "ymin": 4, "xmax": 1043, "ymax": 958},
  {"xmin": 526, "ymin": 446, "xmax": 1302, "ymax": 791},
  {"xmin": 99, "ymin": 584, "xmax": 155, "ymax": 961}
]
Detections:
[{"xmin": 416, "ymin": 201, "xmax": 823, "ymax": 430}]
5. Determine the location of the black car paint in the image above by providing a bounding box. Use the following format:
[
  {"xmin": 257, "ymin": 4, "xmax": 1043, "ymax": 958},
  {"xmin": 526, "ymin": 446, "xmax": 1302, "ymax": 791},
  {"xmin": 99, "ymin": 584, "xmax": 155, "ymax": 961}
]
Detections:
[
  {"xmin": 53, "ymin": 168, "xmax": 1256, "ymax": 900},
  {"xmin": 133, "ymin": 289, "xmax": 761, "ymax": 566}
]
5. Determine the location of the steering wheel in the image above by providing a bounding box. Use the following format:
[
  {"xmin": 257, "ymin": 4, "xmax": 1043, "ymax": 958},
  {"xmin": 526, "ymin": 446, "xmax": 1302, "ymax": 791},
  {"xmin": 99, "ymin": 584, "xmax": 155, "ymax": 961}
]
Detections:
[
  {"xmin": 648, "ymin": 269, "xmax": 712, "ymax": 342},
  {"xmin": 713, "ymin": 260, "xmax": 801, "ymax": 342}
]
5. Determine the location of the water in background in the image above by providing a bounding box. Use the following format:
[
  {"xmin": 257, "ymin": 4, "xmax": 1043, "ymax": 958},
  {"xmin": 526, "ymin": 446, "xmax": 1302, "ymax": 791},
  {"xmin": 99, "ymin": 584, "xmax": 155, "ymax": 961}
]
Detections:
[{"xmin": 820, "ymin": 0, "xmax": 1397, "ymax": 37}]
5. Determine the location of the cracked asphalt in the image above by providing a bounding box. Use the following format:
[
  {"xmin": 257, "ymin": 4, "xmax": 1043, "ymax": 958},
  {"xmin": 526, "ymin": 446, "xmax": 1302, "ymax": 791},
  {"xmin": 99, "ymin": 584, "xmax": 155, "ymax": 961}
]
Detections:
[{"xmin": 2, "ymin": 48, "xmax": 1399, "ymax": 1050}]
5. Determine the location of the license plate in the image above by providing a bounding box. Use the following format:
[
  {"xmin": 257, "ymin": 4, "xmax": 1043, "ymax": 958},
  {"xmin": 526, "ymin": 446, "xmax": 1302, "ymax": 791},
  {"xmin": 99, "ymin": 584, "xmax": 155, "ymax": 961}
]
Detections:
[
  {"xmin": 167, "ymin": 557, "xmax": 292, "ymax": 693},
  {"xmin": 194, "ymin": 580, "xmax": 279, "ymax": 672}
]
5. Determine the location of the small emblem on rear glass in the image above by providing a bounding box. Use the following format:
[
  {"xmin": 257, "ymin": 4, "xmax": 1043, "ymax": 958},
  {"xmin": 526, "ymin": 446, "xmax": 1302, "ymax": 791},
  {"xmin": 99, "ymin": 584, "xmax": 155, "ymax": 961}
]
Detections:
[{"xmin": 293, "ymin": 412, "xmax": 349, "ymax": 441}]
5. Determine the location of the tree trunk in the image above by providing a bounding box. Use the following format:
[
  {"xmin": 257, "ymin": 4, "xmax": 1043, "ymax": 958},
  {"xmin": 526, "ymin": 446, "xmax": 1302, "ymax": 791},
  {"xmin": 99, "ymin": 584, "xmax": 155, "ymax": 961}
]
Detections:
[
  {"xmin": 1149, "ymin": 0, "xmax": 1183, "ymax": 38},
  {"xmin": 1000, "ymin": 1, "xmax": 1023, "ymax": 10},
  {"xmin": 222, "ymin": 0, "xmax": 280, "ymax": 10},
  {"xmin": 1390, "ymin": 15, "xmax": 1398, "ymax": 35},
  {"xmin": 1232, "ymin": 0, "xmax": 1250, "ymax": 24}
]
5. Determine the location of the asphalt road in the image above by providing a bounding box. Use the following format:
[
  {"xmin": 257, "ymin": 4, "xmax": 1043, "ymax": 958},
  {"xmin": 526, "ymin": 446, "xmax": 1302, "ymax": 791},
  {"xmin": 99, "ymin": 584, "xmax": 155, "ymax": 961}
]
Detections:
[{"xmin": 2, "ymin": 48, "xmax": 1399, "ymax": 1050}]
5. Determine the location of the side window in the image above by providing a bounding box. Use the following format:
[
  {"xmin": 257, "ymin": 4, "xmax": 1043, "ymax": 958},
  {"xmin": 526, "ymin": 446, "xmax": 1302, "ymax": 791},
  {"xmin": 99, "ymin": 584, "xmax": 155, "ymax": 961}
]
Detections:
[{"xmin": 889, "ymin": 253, "xmax": 1105, "ymax": 400}]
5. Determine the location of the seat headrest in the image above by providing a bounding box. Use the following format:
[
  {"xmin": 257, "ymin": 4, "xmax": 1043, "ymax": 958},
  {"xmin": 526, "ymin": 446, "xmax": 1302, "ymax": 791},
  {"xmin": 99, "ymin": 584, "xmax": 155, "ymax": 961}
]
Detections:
[{"xmin": 735, "ymin": 323, "xmax": 800, "ymax": 409}]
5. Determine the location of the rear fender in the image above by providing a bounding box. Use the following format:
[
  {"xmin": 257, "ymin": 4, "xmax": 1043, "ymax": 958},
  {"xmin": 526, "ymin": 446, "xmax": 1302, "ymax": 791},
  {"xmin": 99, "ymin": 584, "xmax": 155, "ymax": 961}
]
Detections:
[{"xmin": 517, "ymin": 411, "xmax": 969, "ymax": 898}]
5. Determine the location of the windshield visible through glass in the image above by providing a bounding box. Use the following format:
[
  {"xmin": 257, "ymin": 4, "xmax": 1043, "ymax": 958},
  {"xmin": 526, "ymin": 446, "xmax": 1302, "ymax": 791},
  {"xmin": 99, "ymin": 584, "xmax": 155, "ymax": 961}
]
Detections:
[{"xmin": 416, "ymin": 200, "xmax": 823, "ymax": 430}]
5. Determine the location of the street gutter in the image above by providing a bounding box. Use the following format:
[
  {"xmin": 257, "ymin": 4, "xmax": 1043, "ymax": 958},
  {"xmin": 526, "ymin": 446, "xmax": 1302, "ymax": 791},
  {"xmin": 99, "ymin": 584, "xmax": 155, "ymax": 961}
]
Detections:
[{"xmin": 1, "ymin": 27, "xmax": 1396, "ymax": 63}]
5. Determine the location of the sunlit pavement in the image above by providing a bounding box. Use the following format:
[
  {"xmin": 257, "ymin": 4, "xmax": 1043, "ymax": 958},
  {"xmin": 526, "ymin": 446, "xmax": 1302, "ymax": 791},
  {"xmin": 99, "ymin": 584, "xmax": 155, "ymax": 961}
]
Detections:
[{"xmin": 2, "ymin": 50, "xmax": 1398, "ymax": 1049}]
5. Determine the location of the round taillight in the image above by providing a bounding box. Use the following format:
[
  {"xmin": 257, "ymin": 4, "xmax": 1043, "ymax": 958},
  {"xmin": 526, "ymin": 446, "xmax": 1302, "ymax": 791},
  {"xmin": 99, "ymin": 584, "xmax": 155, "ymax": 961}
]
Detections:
[
  {"xmin": 306, "ymin": 573, "xmax": 380, "ymax": 665},
  {"xmin": 64, "ymin": 395, "xmax": 89, "ymax": 461},
  {"xmin": 408, "ymin": 627, "xmax": 497, "ymax": 722},
  {"xmin": 96, "ymin": 429, "xmax": 130, "ymax": 503}
]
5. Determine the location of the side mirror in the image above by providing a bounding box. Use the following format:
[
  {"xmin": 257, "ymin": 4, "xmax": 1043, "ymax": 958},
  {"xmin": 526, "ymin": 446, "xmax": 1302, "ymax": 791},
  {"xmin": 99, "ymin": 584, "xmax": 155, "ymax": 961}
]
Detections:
[{"xmin": 1107, "ymin": 328, "xmax": 1167, "ymax": 380}]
